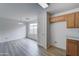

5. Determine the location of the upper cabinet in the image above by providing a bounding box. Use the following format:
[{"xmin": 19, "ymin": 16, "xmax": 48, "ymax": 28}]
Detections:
[
  {"xmin": 65, "ymin": 13, "xmax": 75, "ymax": 28},
  {"xmin": 50, "ymin": 15, "xmax": 65, "ymax": 23},
  {"xmin": 55, "ymin": 16, "xmax": 65, "ymax": 22},
  {"xmin": 66, "ymin": 12, "xmax": 79, "ymax": 28},
  {"xmin": 75, "ymin": 12, "xmax": 79, "ymax": 28},
  {"xmin": 49, "ymin": 12, "xmax": 79, "ymax": 28},
  {"xmin": 50, "ymin": 17, "xmax": 56, "ymax": 23}
]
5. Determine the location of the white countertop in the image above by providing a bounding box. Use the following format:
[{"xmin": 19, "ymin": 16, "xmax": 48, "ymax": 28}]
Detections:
[
  {"xmin": 67, "ymin": 36, "xmax": 79, "ymax": 41},
  {"xmin": 67, "ymin": 28, "xmax": 79, "ymax": 40}
]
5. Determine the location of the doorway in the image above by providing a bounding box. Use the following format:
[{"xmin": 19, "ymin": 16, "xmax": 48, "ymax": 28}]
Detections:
[{"xmin": 27, "ymin": 23, "xmax": 38, "ymax": 41}]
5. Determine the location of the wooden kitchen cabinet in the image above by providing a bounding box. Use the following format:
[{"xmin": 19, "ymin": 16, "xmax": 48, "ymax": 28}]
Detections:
[
  {"xmin": 50, "ymin": 12, "xmax": 79, "ymax": 28},
  {"xmin": 55, "ymin": 15, "xmax": 65, "ymax": 22},
  {"xmin": 65, "ymin": 13, "xmax": 75, "ymax": 28},
  {"xmin": 75, "ymin": 12, "xmax": 79, "ymax": 28},
  {"xmin": 66, "ymin": 39, "xmax": 79, "ymax": 56},
  {"xmin": 50, "ymin": 15, "xmax": 65, "ymax": 23},
  {"xmin": 50, "ymin": 17, "xmax": 56, "ymax": 23},
  {"xmin": 77, "ymin": 41, "xmax": 79, "ymax": 55}
]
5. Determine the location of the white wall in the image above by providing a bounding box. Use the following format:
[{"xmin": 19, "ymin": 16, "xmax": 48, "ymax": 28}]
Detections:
[
  {"xmin": 0, "ymin": 26, "xmax": 26, "ymax": 42},
  {"xmin": 0, "ymin": 18, "xmax": 26, "ymax": 43},
  {"xmin": 50, "ymin": 22, "xmax": 67, "ymax": 50},
  {"xmin": 38, "ymin": 9, "xmax": 47, "ymax": 49}
]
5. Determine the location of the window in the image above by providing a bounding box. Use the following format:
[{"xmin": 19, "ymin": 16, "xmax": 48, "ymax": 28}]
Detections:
[{"xmin": 29, "ymin": 23, "xmax": 37, "ymax": 34}]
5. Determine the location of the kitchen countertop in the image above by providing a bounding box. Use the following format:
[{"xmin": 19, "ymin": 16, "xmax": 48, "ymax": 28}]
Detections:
[{"xmin": 67, "ymin": 36, "xmax": 79, "ymax": 41}]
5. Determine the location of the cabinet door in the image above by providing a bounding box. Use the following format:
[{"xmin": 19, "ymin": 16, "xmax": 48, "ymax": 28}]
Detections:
[
  {"xmin": 77, "ymin": 41, "xmax": 79, "ymax": 56},
  {"xmin": 50, "ymin": 16, "xmax": 65, "ymax": 23},
  {"xmin": 50, "ymin": 17, "xmax": 56, "ymax": 23},
  {"xmin": 66, "ymin": 13, "xmax": 75, "ymax": 28},
  {"xmin": 75, "ymin": 12, "xmax": 79, "ymax": 28},
  {"xmin": 67, "ymin": 39, "xmax": 77, "ymax": 56},
  {"xmin": 55, "ymin": 16, "xmax": 65, "ymax": 22}
]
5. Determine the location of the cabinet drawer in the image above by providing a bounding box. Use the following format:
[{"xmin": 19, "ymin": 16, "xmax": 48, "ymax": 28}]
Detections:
[{"xmin": 67, "ymin": 39, "xmax": 77, "ymax": 44}]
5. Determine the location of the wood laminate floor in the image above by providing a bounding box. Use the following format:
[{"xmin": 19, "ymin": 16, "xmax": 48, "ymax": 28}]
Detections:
[{"xmin": 0, "ymin": 38, "xmax": 66, "ymax": 56}]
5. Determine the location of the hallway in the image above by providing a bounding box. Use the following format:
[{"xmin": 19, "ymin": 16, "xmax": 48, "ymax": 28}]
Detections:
[{"xmin": 0, "ymin": 38, "xmax": 66, "ymax": 56}]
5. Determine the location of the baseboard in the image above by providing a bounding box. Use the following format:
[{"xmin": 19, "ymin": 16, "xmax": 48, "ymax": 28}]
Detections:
[
  {"xmin": 52, "ymin": 45, "xmax": 66, "ymax": 52},
  {"xmin": 0, "ymin": 37, "xmax": 26, "ymax": 43},
  {"xmin": 26, "ymin": 37, "xmax": 37, "ymax": 41},
  {"xmin": 47, "ymin": 43, "xmax": 52, "ymax": 49},
  {"xmin": 49, "ymin": 43, "xmax": 66, "ymax": 51}
]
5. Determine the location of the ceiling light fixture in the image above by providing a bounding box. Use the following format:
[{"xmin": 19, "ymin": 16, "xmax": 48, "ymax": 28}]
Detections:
[{"xmin": 38, "ymin": 3, "xmax": 48, "ymax": 8}]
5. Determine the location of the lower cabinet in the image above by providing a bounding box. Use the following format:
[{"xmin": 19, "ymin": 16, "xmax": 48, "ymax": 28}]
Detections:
[{"xmin": 66, "ymin": 39, "xmax": 79, "ymax": 56}]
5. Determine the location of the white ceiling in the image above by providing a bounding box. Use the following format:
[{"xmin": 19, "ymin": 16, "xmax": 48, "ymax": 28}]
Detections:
[
  {"xmin": 47, "ymin": 3, "xmax": 79, "ymax": 15},
  {"xmin": 0, "ymin": 3, "xmax": 42, "ymax": 22},
  {"xmin": 0, "ymin": 3, "xmax": 42, "ymax": 32}
]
